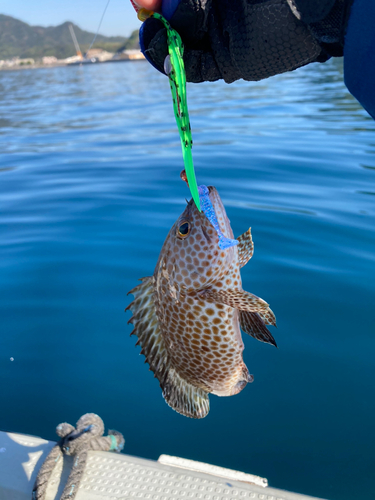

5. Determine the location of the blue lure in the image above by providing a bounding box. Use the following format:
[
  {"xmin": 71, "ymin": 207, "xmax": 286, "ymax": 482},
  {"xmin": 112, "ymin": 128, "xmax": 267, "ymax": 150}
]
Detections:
[{"xmin": 198, "ymin": 185, "xmax": 239, "ymax": 250}]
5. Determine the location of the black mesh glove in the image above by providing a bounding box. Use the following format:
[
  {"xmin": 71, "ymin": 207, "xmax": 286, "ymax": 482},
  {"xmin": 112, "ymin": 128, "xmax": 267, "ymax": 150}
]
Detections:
[{"xmin": 140, "ymin": 0, "xmax": 354, "ymax": 83}]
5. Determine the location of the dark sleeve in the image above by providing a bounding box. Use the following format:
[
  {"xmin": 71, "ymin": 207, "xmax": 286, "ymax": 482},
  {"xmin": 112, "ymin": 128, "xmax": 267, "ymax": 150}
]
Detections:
[
  {"xmin": 344, "ymin": 0, "xmax": 375, "ymax": 119},
  {"xmin": 140, "ymin": 0, "xmax": 332, "ymax": 84}
]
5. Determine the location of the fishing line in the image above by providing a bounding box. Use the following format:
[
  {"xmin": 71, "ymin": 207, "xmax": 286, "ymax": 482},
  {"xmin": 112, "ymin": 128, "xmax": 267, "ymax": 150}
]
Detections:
[
  {"xmin": 137, "ymin": 8, "xmax": 201, "ymax": 211},
  {"xmin": 85, "ymin": 0, "xmax": 112, "ymax": 56}
]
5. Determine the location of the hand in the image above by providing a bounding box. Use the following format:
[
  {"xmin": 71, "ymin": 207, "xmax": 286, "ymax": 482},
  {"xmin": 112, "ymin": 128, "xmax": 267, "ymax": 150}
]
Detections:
[
  {"xmin": 133, "ymin": 0, "xmax": 162, "ymax": 11},
  {"xmin": 133, "ymin": 0, "xmax": 178, "ymax": 18},
  {"xmin": 136, "ymin": 0, "xmax": 354, "ymax": 83}
]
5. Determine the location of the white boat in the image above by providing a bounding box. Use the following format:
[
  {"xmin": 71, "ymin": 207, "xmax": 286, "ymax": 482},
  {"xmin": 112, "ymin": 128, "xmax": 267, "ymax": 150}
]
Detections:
[{"xmin": 0, "ymin": 430, "xmax": 325, "ymax": 500}]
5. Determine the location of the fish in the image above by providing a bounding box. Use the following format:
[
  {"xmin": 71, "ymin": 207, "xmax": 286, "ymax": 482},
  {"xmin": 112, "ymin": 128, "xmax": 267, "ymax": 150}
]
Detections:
[{"xmin": 126, "ymin": 185, "xmax": 276, "ymax": 419}]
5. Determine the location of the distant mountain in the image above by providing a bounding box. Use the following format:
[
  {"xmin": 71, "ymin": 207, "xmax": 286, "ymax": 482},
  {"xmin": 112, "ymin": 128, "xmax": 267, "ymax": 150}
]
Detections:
[{"xmin": 0, "ymin": 14, "xmax": 139, "ymax": 60}]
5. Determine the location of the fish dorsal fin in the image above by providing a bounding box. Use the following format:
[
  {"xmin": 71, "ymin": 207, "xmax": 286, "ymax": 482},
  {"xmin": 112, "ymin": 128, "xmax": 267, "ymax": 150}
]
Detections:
[
  {"xmin": 195, "ymin": 288, "xmax": 269, "ymax": 313},
  {"xmin": 240, "ymin": 311, "xmax": 277, "ymax": 347},
  {"xmin": 237, "ymin": 228, "xmax": 254, "ymax": 268},
  {"xmin": 126, "ymin": 277, "xmax": 209, "ymax": 419},
  {"xmin": 162, "ymin": 368, "xmax": 210, "ymax": 419},
  {"xmin": 126, "ymin": 277, "xmax": 170, "ymax": 382}
]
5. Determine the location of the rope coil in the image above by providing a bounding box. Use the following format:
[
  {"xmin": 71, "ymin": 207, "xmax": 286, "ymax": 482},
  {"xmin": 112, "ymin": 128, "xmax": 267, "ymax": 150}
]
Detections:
[{"xmin": 32, "ymin": 413, "xmax": 124, "ymax": 500}]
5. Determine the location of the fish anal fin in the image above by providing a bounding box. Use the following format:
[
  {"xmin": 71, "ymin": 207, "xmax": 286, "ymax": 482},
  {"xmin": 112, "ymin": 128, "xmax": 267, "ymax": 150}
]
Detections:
[
  {"xmin": 240, "ymin": 311, "xmax": 277, "ymax": 347},
  {"xmin": 237, "ymin": 228, "xmax": 254, "ymax": 268},
  {"xmin": 196, "ymin": 288, "xmax": 268, "ymax": 313},
  {"xmin": 161, "ymin": 368, "xmax": 210, "ymax": 419}
]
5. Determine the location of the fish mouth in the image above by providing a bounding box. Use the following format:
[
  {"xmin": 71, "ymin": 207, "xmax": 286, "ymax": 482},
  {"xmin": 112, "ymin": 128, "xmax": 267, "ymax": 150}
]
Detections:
[
  {"xmin": 190, "ymin": 186, "xmax": 228, "ymax": 235},
  {"xmin": 205, "ymin": 186, "xmax": 234, "ymax": 240},
  {"xmin": 187, "ymin": 186, "xmax": 215, "ymax": 205},
  {"xmin": 205, "ymin": 186, "xmax": 220, "ymax": 211}
]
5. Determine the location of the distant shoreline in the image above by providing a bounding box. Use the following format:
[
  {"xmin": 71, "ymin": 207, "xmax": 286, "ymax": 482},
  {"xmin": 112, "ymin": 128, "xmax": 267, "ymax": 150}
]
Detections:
[
  {"xmin": 0, "ymin": 14, "xmax": 140, "ymax": 66},
  {"xmin": 0, "ymin": 58, "xmax": 146, "ymax": 72}
]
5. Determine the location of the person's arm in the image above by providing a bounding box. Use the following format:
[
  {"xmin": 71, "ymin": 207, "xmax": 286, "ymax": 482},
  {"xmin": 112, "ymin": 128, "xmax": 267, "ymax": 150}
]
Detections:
[
  {"xmin": 137, "ymin": 0, "xmax": 351, "ymax": 81},
  {"xmin": 135, "ymin": 0, "xmax": 374, "ymax": 119},
  {"xmin": 344, "ymin": 0, "xmax": 375, "ymax": 119}
]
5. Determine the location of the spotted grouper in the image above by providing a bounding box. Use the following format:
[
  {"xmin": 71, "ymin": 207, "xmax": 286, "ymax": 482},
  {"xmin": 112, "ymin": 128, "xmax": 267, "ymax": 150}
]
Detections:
[{"xmin": 126, "ymin": 185, "xmax": 276, "ymax": 419}]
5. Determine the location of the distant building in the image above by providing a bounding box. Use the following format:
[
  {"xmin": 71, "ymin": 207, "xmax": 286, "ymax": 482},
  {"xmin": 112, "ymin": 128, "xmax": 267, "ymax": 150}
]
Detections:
[
  {"xmin": 42, "ymin": 56, "xmax": 57, "ymax": 65},
  {"xmin": 85, "ymin": 49, "xmax": 114, "ymax": 62},
  {"xmin": 0, "ymin": 57, "xmax": 35, "ymax": 67},
  {"xmin": 114, "ymin": 49, "xmax": 145, "ymax": 61},
  {"xmin": 85, "ymin": 49, "xmax": 103, "ymax": 58}
]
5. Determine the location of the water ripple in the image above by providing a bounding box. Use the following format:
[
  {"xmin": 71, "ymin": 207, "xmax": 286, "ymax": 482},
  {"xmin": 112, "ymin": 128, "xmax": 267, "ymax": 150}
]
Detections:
[{"xmin": 0, "ymin": 58, "xmax": 374, "ymax": 500}]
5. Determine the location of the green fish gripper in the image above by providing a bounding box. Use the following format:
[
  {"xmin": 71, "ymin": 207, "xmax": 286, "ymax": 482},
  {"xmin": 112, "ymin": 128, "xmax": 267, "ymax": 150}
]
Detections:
[{"xmin": 138, "ymin": 8, "xmax": 201, "ymax": 212}]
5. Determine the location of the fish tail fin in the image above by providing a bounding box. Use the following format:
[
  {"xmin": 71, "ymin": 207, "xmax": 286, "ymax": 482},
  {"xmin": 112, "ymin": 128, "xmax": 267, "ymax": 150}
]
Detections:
[{"xmin": 161, "ymin": 368, "xmax": 210, "ymax": 419}]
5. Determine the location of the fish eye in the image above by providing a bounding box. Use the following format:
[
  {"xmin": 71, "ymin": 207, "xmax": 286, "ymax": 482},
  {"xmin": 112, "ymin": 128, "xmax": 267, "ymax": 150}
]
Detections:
[{"xmin": 177, "ymin": 221, "xmax": 190, "ymax": 238}]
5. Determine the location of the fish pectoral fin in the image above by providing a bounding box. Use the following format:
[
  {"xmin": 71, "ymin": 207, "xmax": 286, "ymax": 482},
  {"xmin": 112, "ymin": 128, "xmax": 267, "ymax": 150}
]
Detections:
[
  {"xmin": 259, "ymin": 307, "xmax": 277, "ymax": 327},
  {"xmin": 240, "ymin": 311, "xmax": 277, "ymax": 347},
  {"xmin": 127, "ymin": 276, "xmax": 170, "ymax": 381},
  {"xmin": 237, "ymin": 228, "xmax": 254, "ymax": 268},
  {"xmin": 196, "ymin": 288, "xmax": 269, "ymax": 313},
  {"xmin": 161, "ymin": 368, "xmax": 210, "ymax": 419}
]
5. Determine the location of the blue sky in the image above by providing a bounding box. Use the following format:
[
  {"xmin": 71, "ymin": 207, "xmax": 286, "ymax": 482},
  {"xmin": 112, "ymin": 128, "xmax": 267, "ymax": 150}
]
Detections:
[{"xmin": 2, "ymin": 0, "xmax": 141, "ymax": 37}]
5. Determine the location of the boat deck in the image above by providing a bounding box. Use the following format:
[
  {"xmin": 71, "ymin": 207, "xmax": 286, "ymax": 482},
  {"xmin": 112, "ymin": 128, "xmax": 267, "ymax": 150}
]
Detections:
[{"xmin": 0, "ymin": 431, "xmax": 325, "ymax": 500}]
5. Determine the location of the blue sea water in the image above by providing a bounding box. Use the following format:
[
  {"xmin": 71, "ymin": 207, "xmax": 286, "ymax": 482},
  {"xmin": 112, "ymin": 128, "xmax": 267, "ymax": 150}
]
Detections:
[{"xmin": 0, "ymin": 59, "xmax": 374, "ymax": 500}]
